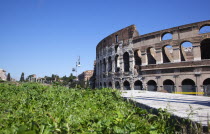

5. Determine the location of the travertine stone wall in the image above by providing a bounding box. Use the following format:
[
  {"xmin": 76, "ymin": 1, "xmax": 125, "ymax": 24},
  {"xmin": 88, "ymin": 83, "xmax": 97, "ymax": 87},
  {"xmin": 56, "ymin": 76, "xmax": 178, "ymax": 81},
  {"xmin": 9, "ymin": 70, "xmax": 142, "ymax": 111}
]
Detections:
[{"xmin": 95, "ymin": 20, "xmax": 210, "ymax": 96}]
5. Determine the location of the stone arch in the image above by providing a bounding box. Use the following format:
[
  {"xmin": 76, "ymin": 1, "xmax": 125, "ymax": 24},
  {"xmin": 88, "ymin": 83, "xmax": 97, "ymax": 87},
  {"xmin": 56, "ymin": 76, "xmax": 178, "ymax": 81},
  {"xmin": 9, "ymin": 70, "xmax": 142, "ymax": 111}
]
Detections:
[
  {"xmin": 180, "ymin": 41, "xmax": 193, "ymax": 61},
  {"xmin": 123, "ymin": 52, "xmax": 130, "ymax": 72},
  {"xmin": 115, "ymin": 81, "xmax": 120, "ymax": 89},
  {"xmin": 200, "ymin": 38, "xmax": 210, "ymax": 59},
  {"xmin": 123, "ymin": 80, "xmax": 131, "ymax": 90},
  {"xmin": 199, "ymin": 25, "xmax": 210, "ymax": 34},
  {"xmin": 108, "ymin": 81, "xmax": 112, "ymax": 88},
  {"xmin": 134, "ymin": 80, "xmax": 143, "ymax": 90},
  {"xmin": 162, "ymin": 45, "xmax": 173, "ymax": 63},
  {"xmin": 147, "ymin": 47, "xmax": 156, "ymax": 64},
  {"xmin": 134, "ymin": 50, "xmax": 142, "ymax": 65},
  {"xmin": 115, "ymin": 55, "xmax": 120, "ymax": 72},
  {"xmin": 163, "ymin": 79, "xmax": 175, "ymax": 93},
  {"xmin": 161, "ymin": 32, "xmax": 173, "ymax": 41},
  {"xmin": 147, "ymin": 80, "xmax": 157, "ymax": 91},
  {"xmin": 108, "ymin": 56, "xmax": 112, "ymax": 72},
  {"xmin": 203, "ymin": 78, "xmax": 210, "ymax": 96},
  {"xmin": 182, "ymin": 79, "xmax": 196, "ymax": 94}
]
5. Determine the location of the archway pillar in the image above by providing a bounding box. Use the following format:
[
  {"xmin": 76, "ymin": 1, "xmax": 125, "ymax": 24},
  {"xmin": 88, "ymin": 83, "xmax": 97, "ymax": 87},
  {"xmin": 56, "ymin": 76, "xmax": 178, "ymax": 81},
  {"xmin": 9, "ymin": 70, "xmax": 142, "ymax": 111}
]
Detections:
[
  {"xmin": 112, "ymin": 56, "xmax": 115, "ymax": 73},
  {"xmin": 156, "ymin": 49, "xmax": 163, "ymax": 64},
  {"xmin": 173, "ymin": 46, "xmax": 181, "ymax": 62},
  {"xmin": 141, "ymin": 51, "xmax": 148, "ymax": 65},
  {"xmin": 193, "ymin": 43, "xmax": 201, "ymax": 61},
  {"xmin": 129, "ymin": 54, "xmax": 135, "ymax": 74}
]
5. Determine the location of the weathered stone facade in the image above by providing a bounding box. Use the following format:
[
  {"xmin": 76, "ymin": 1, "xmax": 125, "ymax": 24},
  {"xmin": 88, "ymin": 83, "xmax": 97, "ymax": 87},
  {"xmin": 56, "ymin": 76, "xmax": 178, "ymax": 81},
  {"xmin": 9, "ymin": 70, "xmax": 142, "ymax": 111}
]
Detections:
[
  {"xmin": 95, "ymin": 20, "xmax": 210, "ymax": 95},
  {"xmin": 0, "ymin": 69, "xmax": 7, "ymax": 81},
  {"xmin": 78, "ymin": 70, "xmax": 94, "ymax": 82}
]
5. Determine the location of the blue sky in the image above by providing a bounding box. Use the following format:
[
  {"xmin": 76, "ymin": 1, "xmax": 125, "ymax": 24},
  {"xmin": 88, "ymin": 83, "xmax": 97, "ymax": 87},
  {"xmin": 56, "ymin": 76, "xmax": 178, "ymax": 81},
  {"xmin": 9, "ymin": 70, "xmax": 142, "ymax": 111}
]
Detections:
[{"xmin": 0, "ymin": 0, "xmax": 210, "ymax": 80}]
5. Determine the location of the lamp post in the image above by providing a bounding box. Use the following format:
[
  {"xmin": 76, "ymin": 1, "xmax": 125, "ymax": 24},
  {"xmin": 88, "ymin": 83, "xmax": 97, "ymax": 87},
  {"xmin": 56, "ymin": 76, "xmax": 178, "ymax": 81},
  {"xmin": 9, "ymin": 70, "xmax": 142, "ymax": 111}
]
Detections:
[{"xmin": 72, "ymin": 56, "xmax": 81, "ymax": 87}]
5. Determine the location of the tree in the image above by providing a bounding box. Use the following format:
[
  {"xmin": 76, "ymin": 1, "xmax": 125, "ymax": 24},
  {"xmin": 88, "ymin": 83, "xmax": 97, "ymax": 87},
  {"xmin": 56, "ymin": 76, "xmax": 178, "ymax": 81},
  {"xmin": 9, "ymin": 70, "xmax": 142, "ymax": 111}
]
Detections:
[
  {"xmin": 20, "ymin": 72, "xmax": 24, "ymax": 82},
  {"xmin": 7, "ymin": 73, "xmax": 11, "ymax": 81}
]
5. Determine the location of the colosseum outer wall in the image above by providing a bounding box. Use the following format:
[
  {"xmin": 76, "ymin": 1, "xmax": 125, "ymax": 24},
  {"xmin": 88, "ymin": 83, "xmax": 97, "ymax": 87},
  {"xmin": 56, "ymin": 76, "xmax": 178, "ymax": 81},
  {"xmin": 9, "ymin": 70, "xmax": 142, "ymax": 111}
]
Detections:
[{"xmin": 95, "ymin": 20, "xmax": 210, "ymax": 96}]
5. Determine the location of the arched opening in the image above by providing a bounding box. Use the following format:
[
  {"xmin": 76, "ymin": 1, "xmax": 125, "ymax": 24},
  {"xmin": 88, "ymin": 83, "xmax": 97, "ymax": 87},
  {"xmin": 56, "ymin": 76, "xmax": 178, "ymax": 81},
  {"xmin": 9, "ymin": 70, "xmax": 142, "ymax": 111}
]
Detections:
[
  {"xmin": 182, "ymin": 79, "xmax": 196, "ymax": 95},
  {"xmin": 180, "ymin": 42, "xmax": 193, "ymax": 61},
  {"xmin": 104, "ymin": 82, "xmax": 106, "ymax": 88},
  {"xmin": 115, "ymin": 45, "xmax": 119, "ymax": 53},
  {"xmin": 123, "ymin": 52, "xmax": 130, "ymax": 72},
  {"xmin": 134, "ymin": 50, "xmax": 141, "ymax": 65},
  {"xmin": 115, "ymin": 55, "xmax": 120, "ymax": 72},
  {"xmin": 115, "ymin": 81, "xmax": 120, "ymax": 89},
  {"xmin": 123, "ymin": 80, "xmax": 131, "ymax": 90},
  {"xmin": 147, "ymin": 47, "xmax": 156, "ymax": 64},
  {"xmin": 163, "ymin": 79, "xmax": 175, "ymax": 93},
  {"xmin": 108, "ymin": 82, "xmax": 112, "ymax": 88},
  {"xmin": 100, "ymin": 82, "xmax": 102, "ymax": 88},
  {"xmin": 203, "ymin": 78, "xmax": 210, "ymax": 96},
  {"xmin": 103, "ymin": 59, "xmax": 106, "ymax": 72},
  {"xmin": 201, "ymin": 38, "xmax": 210, "ymax": 59},
  {"xmin": 199, "ymin": 25, "xmax": 210, "ymax": 34},
  {"xmin": 134, "ymin": 80, "xmax": 143, "ymax": 90},
  {"xmin": 162, "ymin": 33, "xmax": 172, "ymax": 41},
  {"xmin": 147, "ymin": 80, "xmax": 157, "ymax": 91},
  {"xmin": 108, "ymin": 56, "xmax": 112, "ymax": 72},
  {"xmin": 162, "ymin": 45, "xmax": 173, "ymax": 63},
  {"xmin": 100, "ymin": 60, "xmax": 102, "ymax": 75}
]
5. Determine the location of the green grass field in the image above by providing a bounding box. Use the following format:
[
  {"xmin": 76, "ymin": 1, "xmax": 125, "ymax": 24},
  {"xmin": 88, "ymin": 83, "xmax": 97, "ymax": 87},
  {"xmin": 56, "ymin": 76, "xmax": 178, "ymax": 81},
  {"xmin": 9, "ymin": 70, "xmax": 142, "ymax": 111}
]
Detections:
[{"xmin": 0, "ymin": 82, "xmax": 191, "ymax": 133}]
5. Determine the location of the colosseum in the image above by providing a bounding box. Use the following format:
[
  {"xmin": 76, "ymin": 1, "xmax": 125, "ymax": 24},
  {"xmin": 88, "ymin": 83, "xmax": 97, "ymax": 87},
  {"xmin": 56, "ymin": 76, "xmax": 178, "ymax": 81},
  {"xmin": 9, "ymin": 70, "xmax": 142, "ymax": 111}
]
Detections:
[{"xmin": 95, "ymin": 20, "xmax": 210, "ymax": 96}]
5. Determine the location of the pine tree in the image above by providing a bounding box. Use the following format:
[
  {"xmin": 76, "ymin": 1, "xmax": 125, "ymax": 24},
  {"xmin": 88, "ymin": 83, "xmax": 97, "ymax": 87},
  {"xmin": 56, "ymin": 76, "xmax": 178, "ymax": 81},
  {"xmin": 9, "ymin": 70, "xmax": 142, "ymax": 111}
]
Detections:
[
  {"xmin": 20, "ymin": 72, "xmax": 24, "ymax": 82},
  {"xmin": 7, "ymin": 73, "xmax": 11, "ymax": 81}
]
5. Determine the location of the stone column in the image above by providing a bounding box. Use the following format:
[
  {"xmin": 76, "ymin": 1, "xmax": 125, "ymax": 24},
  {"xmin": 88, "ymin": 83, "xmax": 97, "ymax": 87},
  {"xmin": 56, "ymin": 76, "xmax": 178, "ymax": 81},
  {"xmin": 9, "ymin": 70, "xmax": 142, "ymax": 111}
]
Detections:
[
  {"xmin": 141, "ymin": 51, "xmax": 148, "ymax": 65},
  {"xmin": 156, "ymin": 49, "xmax": 163, "ymax": 64},
  {"xmin": 112, "ymin": 56, "xmax": 115, "ymax": 73},
  {"xmin": 129, "ymin": 53, "xmax": 135, "ymax": 74},
  {"xmin": 193, "ymin": 43, "xmax": 201, "ymax": 61},
  {"xmin": 173, "ymin": 46, "xmax": 181, "ymax": 62}
]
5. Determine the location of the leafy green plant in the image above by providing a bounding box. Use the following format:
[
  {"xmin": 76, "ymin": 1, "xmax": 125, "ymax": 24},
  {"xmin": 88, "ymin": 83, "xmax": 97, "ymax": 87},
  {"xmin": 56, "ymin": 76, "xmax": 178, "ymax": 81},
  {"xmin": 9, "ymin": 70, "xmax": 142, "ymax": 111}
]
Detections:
[{"xmin": 0, "ymin": 83, "xmax": 190, "ymax": 133}]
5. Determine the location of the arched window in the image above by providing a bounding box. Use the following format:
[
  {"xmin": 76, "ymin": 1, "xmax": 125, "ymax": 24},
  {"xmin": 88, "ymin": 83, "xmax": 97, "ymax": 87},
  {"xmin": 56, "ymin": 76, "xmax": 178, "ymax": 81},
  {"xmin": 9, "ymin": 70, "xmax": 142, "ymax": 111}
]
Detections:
[
  {"xmin": 182, "ymin": 79, "xmax": 196, "ymax": 95},
  {"xmin": 180, "ymin": 42, "xmax": 193, "ymax": 61},
  {"xmin": 115, "ymin": 55, "xmax": 120, "ymax": 72},
  {"xmin": 108, "ymin": 56, "xmax": 112, "ymax": 72},
  {"xmin": 199, "ymin": 25, "xmax": 210, "ymax": 34},
  {"xmin": 163, "ymin": 79, "xmax": 175, "ymax": 93},
  {"xmin": 203, "ymin": 78, "xmax": 210, "ymax": 96},
  {"xmin": 201, "ymin": 38, "xmax": 210, "ymax": 59},
  {"xmin": 103, "ymin": 59, "xmax": 106, "ymax": 72},
  {"xmin": 123, "ymin": 52, "xmax": 130, "ymax": 72},
  {"xmin": 161, "ymin": 33, "xmax": 173, "ymax": 40},
  {"xmin": 115, "ymin": 81, "xmax": 120, "ymax": 89},
  {"xmin": 147, "ymin": 47, "xmax": 156, "ymax": 64},
  {"xmin": 134, "ymin": 80, "xmax": 143, "ymax": 90},
  {"xmin": 108, "ymin": 82, "xmax": 112, "ymax": 88},
  {"xmin": 134, "ymin": 50, "xmax": 141, "ymax": 65},
  {"xmin": 104, "ymin": 82, "xmax": 107, "ymax": 88},
  {"xmin": 123, "ymin": 81, "xmax": 131, "ymax": 90},
  {"xmin": 115, "ymin": 45, "xmax": 119, "ymax": 53},
  {"xmin": 162, "ymin": 45, "xmax": 173, "ymax": 63},
  {"xmin": 147, "ymin": 80, "xmax": 157, "ymax": 91}
]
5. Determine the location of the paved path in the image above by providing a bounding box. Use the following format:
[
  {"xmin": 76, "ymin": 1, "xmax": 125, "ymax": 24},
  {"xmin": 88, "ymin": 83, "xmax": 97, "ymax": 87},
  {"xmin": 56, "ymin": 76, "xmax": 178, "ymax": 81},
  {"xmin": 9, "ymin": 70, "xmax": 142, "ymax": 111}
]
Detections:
[{"xmin": 121, "ymin": 90, "xmax": 210, "ymax": 126}]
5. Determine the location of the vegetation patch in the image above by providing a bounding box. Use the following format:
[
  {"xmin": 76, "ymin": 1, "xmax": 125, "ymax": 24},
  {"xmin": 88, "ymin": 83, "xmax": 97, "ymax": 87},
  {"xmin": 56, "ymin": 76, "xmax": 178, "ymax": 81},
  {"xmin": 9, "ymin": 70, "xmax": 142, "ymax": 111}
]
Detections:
[{"xmin": 0, "ymin": 83, "xmax": 197, "ymax": 133}]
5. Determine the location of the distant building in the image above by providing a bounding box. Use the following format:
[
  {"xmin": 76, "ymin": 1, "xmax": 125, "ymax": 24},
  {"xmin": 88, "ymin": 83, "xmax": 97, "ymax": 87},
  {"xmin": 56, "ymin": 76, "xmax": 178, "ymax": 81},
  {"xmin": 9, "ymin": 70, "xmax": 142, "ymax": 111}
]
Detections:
[
  {"xmin": 78, "ymin": 70, "xmax": 94, "ymax": 82},
  {"xmin": 0, "ymin": 69, "xmax": 7, "ymax": 81}
]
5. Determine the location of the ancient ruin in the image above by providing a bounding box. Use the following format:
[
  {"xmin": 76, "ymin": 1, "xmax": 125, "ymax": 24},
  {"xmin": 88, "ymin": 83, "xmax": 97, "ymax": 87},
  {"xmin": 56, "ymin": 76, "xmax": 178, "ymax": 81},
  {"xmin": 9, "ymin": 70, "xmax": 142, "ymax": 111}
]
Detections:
[{"xmin": 94, "ymin": 20, "xmax": 210, "ymax": 95}]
